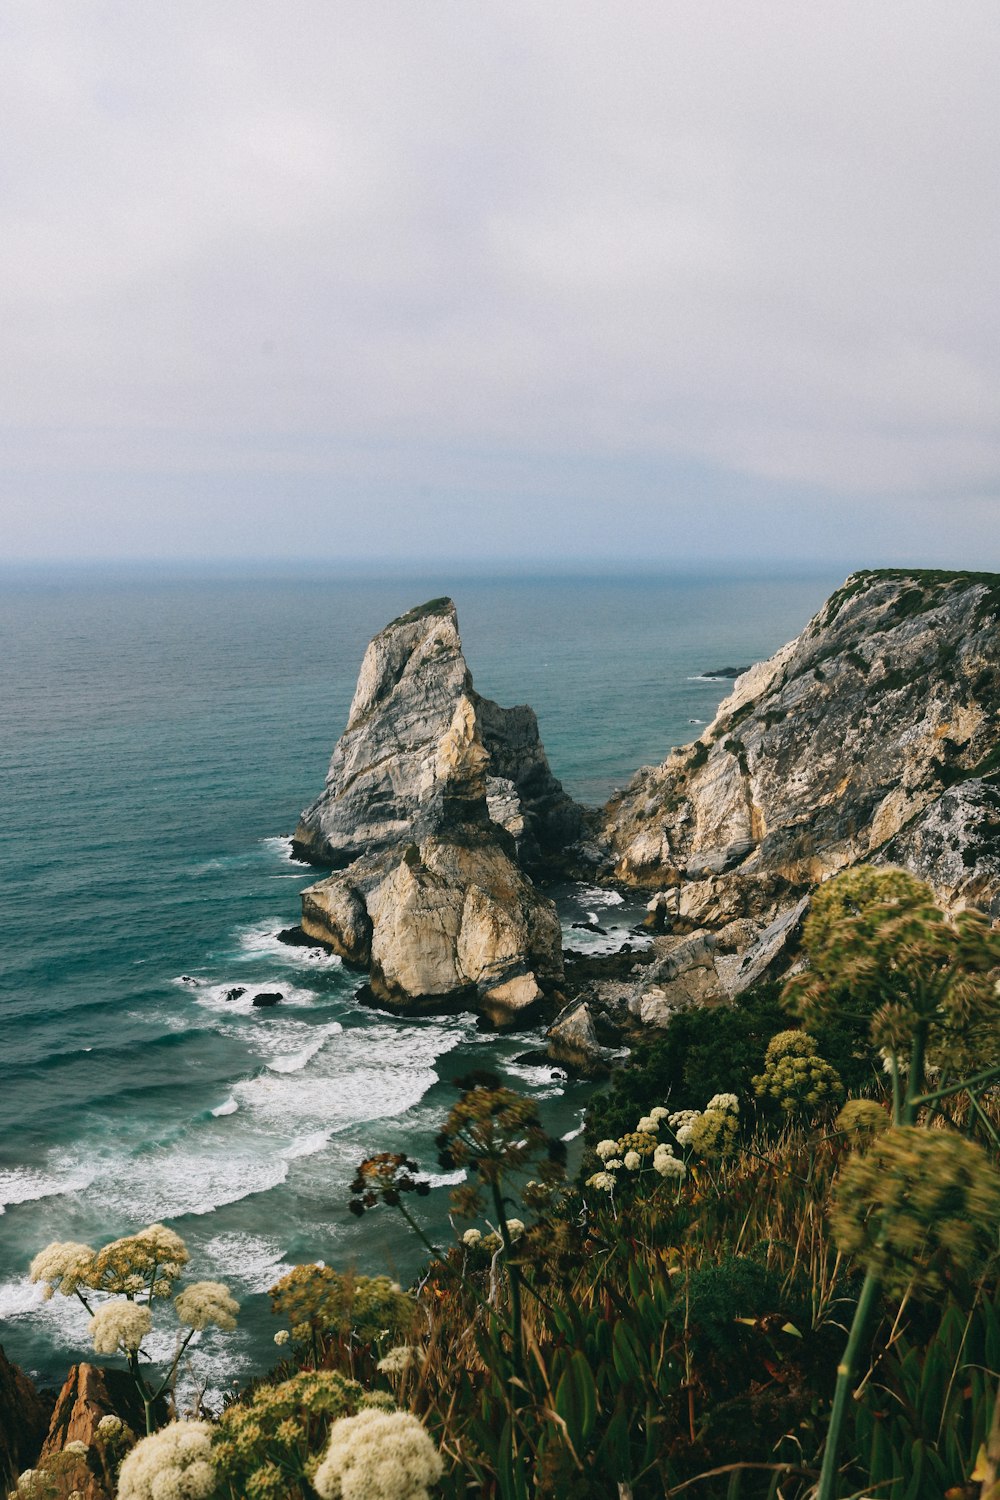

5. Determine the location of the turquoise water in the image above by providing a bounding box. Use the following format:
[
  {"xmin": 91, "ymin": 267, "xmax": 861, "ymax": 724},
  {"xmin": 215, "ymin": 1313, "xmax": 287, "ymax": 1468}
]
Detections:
[{"xmin": 0, "ymin": 568, "xmax": 839, "ymax": 1394}]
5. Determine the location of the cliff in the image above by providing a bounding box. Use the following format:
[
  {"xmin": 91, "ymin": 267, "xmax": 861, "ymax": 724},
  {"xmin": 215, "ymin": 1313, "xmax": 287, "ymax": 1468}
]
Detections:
[
  {"xmin": 296, "ymin": 599, "xmax": 581, "ymax": 1023},
  {"xmin": 601, "ymin": 570, "xmax": 1000, "ymax": 924}
]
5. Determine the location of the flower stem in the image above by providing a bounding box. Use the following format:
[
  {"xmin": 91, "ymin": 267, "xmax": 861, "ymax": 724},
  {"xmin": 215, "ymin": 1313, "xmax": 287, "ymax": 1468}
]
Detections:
[{"xmin": 817, "ymin": 1266, "xmax": 881, "ymax": 1500}]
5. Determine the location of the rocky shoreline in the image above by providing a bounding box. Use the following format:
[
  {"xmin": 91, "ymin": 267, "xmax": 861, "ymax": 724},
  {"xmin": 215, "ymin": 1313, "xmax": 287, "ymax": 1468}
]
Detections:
[{"xmin": 287, "ymin": 570, "xmax": 999, "ymax": 1071}]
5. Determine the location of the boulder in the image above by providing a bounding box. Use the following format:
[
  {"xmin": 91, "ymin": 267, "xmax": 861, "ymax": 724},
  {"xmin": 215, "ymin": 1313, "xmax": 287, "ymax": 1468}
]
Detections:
[
  {"xmin": 545, "ymin": 999, "xmax": 624, "ymax": 1076},
  {"xmin": 628, "ymin": 931, "xmax": 726, "ymax": 1027}
]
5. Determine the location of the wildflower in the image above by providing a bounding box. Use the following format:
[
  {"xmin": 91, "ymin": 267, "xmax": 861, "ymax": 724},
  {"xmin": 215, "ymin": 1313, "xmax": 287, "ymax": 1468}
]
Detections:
[
  {"xmin": 654, "ymin": 1151, "xmax": 687, "ymax": 1180},
  {"xmin": 461, "ymin": 1228, "xmax": 482, "ymax": 1247},
  {"xmin": 604, "ymin": 1158, "xmax": 623, "ymax": 1170},
  {"xmin": 585, "ymin": 1172, "xmax": 616, "ymax": 1193},
  {"xmin": 89, "ymin": 1300, "xmax": 152, "ymax": 1355},
  {"xmin": 649, "ymin": 1106, "xmax": 670, "ymax": 1122},
  {"xmin": 273, "ymin": 1328, "xmax": 290, "ymax": 1346},
  {"xmin": 595, "ymin": 1140, "xmax": 620, "ymax": 1160},
  {"xmin": 116, "ymin": 1420, "xmax": 215, "ymax": 1500},
  {"xmin": 347, "ymin": 1153, "xmax": 429, "ymax": 1216},
  {"xmin": 623, "ymin": 1151, "xmax": 641, "ymax": 1171},
  {"xmin": 635, "ymin": 1115, "xmax": 660, "ymax": 1134},
  {"xmin": 175, "ymin": 1280, "xmax": 239, "ymax": 1331},
  {"xmin": 313, "ymin": 1407, "xmax": 443, "ymax": 1500},
  {"xmin": 377, "ymin": 1344, "xmax": 418, "ymax": 1374},
  {"xmin": 618, "ymin": 1131, "xmax": 657, "ymax": 1156},
  {"xmin": 834, "ymin": 1099, "xmax": 888, "ymax": 1137},
  {"xmin": 97, "ymin": 1415, "xmax": 126, "ymax": 1439},
  {"xmin": 830, "ymin": 1126, "xmax": 1000, "ymax": 1297},
  {"xmin": 62, "ymin": 1441, "xmax": 89, "ymax": 1457},
  {"xmin": 14, "ymin": 1472, "xmax": 42, "ymax": 1499},
  {"xmin": 505, "ymin": 1218, "xmax": 525, "ymax": 1241},
  {"xmin": 89, "ymin": 1225, "xmax": 189, "ymax": 1298},
  {"xmin": 245, "ymin": 1463, "xmax": 286, "ymax": 1499},
  {"xmin": 668, "ymin": 1109, "xmax": 698, "ymax": 1130},
  {"xmin": 686, "ymin": 1108, "xmax": 738, "ymax": 1159},
  {"xmin": 753, "ymin": 1039, "xmax": 843, "ymax": 1117},
  {"xmin": 28, "ymin": 1241, "xmax": 96, "ymax": 1300},
  {"xmin": 705, "ymin": 1092, "xmax": 740, "ymax": 1114}
]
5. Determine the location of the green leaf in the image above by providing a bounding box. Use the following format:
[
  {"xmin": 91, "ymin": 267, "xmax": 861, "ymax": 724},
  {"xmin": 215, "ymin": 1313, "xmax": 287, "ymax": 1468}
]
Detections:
[{"xmin": 554, "ymin": 1349, "xmax": 598, "ymax": 1448}]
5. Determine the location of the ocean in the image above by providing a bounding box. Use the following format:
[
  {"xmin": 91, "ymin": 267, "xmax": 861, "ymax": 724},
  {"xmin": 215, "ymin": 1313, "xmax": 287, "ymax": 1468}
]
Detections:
[{"xmin": 0, "ymin": 567, "xmax": 840, "ymax": 1397}]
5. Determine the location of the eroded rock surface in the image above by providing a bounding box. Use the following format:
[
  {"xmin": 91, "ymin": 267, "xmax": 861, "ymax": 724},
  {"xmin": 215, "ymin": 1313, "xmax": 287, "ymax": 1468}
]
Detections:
[
  {"xmin": 0, "ymin": 1345, "xmax": 52, "ymax": 1492},
  {"xmin": 602, "ymin": 570, "xmax": 1000, "ymax": 924},
  {"xmin": 296, "ymin": 600, "xmax": 580, "ymax": 1021},
  {"xmin": 293, "ymin": 598, "xmax": 582, "ymax": 870}
]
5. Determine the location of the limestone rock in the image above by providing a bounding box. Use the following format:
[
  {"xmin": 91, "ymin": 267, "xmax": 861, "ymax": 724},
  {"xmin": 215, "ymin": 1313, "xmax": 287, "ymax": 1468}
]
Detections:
[
  {"xmin": 293, "ymin": 598, "xmax": 583, "ymax": 869},
  {"xmin": 302, "ymin": 832, "xmax": 562, "ymax": 1022},
  {"xmin": 0, "ymin": 1345, "xmax": 52, "ymax": 1492},
  {"xmin": 602, "ymin": 570, "xmax": 1000, "ymax": 926},
  {"xmin": 545, "ymin": 999, "xmax": 624, "ymax": 1076},
  {"xmin": 628, "ymin": 931, "xmax": 726, "ymax": 1027}
]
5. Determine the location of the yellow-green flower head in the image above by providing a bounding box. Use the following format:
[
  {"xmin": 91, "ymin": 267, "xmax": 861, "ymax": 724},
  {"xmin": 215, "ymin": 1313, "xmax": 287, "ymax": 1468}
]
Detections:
[
  {"xmin": 116, "ymin": 1420, "xmax": 215, "ymax": 1500},
  {"xmin": 89, "ymin": 1224, "xmax": 189, "ymax": 1298},
  {"xmin": 835, "ymin": 1099, "xmax": 889, "ymax": 1137},
  {"xmin": 752, "ymin": 1051, "xmax": 844, "ymax": 1117},
  {"xmin": 763, "ymin": 1030, "xmax": 816, "ymax": 1063},
  {"xmin": 313, "ymin": 1408, "xmax": 443, "ymax": 1500},
  {"xmin": 830, "ymin": 1126, "xmax": 1000, "ymax": 1298},
  {"xmin": 89, "ymin": 1300, "xmax": 152, "ymax": 1355},
  {"xmin": 619, "ymin": 1131, "xmax": 658, "ymax": 1156},
  {"xmin": 687, "ymin": 1109, "xmax": 738, "ymax": 1159},
  {"xmin": 175, "ymin": 1280, "xmax": 239, "ymax": 1331}
]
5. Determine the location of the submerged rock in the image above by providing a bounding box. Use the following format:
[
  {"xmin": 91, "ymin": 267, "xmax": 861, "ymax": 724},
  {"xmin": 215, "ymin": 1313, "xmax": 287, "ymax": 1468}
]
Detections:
[{"xmin": 296, "ymin": 599, "xmax": 578, "ymax": 1022}]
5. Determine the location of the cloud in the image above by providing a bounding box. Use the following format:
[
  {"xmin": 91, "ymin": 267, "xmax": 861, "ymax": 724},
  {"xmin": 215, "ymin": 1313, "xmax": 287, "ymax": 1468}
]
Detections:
[{"xmin": 1, "ymin": 1, "xmax": 998, "ymax": 560}]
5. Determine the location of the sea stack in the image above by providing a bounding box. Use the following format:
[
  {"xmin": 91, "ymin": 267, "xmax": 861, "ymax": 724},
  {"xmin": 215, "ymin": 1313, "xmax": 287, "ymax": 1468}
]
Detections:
[{"xmin": 295, "ymin": 599, "xmax": 583, "ymax": 1024}]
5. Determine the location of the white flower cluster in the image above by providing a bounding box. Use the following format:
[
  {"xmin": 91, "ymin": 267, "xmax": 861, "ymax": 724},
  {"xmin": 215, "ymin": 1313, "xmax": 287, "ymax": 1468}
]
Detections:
[
  {"xmin": 273, "ymin": 1328, "xmax": 291, "ymax": 1346},
  {"xmin": 116, "ymin": 1421, "xmax": 215, "ymax": 1500},
  {"xmin": 653, "ymin": 1143, "xmax": 686, "ymax": 1180},
  {"xmin": 623, "ymin": 1151, "xmax": 641, "ymax": 1171},
  {"xmin": 461, "ymin": 1228, "xmax": 481, "ymax": 1247},
  {"xmin": 595, "ymin": 1140, "xmax": 620, "ymax": 1160},
  {"xmin": 174, "ymin": 1279, "xmax": 239, "ymax": 1331},
  {"xmin": 706, "ymin": 1093, "xmax": 739, "ymax": 1115},
  {"xmin": 28, "ymin": 1241, "xmax": 95, "ymax": 1300},
  {"xmin": 313, "ymin": 1408, "xmax": 443, "ymax": 1500},
  {"xmin": 585, "ymin": 1171, "xmax": 616, "ymax": 1193},
  {"xmin": 506, "ymin": 1219, "xmax": 525, "ymax": 1242},
  {"xmin": 89, "ymin": 1300, "xmax": 152, "ymax": 1355},
  {"xmin": 63, "ymin": 1441, "xmax": 89, "ymax": 1457},
  {"xmin": 97, "ymin": 1415, "xmax": 127, "ymax": 1439},
  {"xmin": 377, "ymin": 1344, "xmax": 418, "ymax": 1375}
]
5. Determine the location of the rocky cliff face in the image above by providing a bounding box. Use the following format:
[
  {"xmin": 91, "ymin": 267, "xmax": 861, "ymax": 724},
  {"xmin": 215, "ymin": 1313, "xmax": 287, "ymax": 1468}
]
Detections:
[
  {"xmin": 296, "ymin": 599, "xmax": 581, "ymax": 1023},
  {"xmin": 602, "ymin": 570, "xmax": 1000, "ymax": 925},
  {"xmin": 0, "ymin": 1345, "xmax": 52, "ymax": 1492},
  {"xmin": 293, "ymin": 598, "xmax": 583, "ymax": 870}
]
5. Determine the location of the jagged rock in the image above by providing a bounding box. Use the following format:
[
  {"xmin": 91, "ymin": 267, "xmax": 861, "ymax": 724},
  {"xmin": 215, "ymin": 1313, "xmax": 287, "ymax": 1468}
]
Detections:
[
  {"xmin": 880, "ymin": 778, "xmax": 1000, "ymax": 918},
  {"xmin": 628, "ymin": 931, "xmax": 726, "ymax": 1026},
  {"xmin": 292, "ymin": 599, "xmax": 582, "ymax": 1022},
  {"xmin": 37, "ymin": 1363, "xmax": 159, "ymax": 1500},
  {"xmin": 251, "ymin": 992, "xmax": 283, "ymax": 1007},
  {"xmin": 0, "ymin": 1345, "xmax": 52, "ymax": 1491},
  {"xmin": 545, "ymin": 999, "xmax": 624, "ymax": 1076},
  {"xmin": 292, "ymin": 598, "xmax": 583, "ymax": 870},
  {"xmin": 728, "ymin": 896, "xmax": 811, "ymax": 995},
  {"xmin": 603, "ymin": 570, "xmax": 1000, "ymax": 925}
]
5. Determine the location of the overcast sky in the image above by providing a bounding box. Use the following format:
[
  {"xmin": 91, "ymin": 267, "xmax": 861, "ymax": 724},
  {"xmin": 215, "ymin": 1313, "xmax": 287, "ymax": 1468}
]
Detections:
[{"xmin": 2, "ymin": 2, "xmax": 998, "ymax": 569}]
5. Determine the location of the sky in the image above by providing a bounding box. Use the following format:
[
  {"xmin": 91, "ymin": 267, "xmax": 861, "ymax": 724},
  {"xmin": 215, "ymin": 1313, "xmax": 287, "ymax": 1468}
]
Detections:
[{"xmin": 2, "ymin": 2, "xmax": 998, "ymax": 570}]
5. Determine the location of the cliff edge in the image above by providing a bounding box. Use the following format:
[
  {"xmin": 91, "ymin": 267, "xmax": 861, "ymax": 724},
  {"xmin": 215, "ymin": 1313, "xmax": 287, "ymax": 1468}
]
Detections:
[{"xmin": 602, "ymin": 569, "xmax": 1000, "ymax": 930}]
